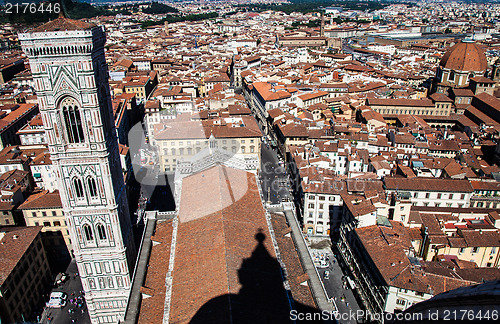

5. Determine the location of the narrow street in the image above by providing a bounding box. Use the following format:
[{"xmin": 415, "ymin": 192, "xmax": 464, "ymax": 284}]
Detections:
[
  {"xmin": 310, "ymin": 245, "xmax": 362, "ymax": 324},
  {"xmin": 40, "ymin": 260, "xmax": 90, "ymax": 324},
  {"xmin": 260, "ymin": 141, "xmax": 292, "ymax": 204}
]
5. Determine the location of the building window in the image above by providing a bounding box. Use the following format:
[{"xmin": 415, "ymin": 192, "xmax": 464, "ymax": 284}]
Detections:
[
  {"xmin": 308, "ymin": 203, "xmax": 314, "ymax": 208},
  {"xmin": 97, "ymin": 224, "xmax": 107, "ymax": 240},
  {"xmin": 61, "ymin": 97, "xmax": 85, "ymax": 143},
  {"xmin": 88, "ymin": 177, "xmax": 98, "ymax": 197},
  {"xmin": 52, "ymin": 211, "xmax": 57, "ymax": 216},
  {"xmin": 43, "ymin": 221, "xmax": 51, "ymax": 227},
  {"xmin": 54, "ymin": 221, "xmax": 61, "ymax": 226},
  {"xmin": 83, "ymin": 224, "xmax": 94, "ymax": 241},
  {"xmin": 396, "ymin": 299, "xmax": 406, "ymax": 306},
  {"xmin": 472, "ymin": 247, "xmax": 479, "ymax": 254},
  {"xmin": 74, "ymin": 178, "xmax": 84, "ymax": 198},
  {"xmin": 459, "ymin": 248, "xmax": 465, "ymax": 254},
  {"xmin": 250, "ymin": 146, "xmax": 255, "ymax": 153},
  {"xmin": 32, "ymin": 212, "xmax": 36, "ymax": 217}
]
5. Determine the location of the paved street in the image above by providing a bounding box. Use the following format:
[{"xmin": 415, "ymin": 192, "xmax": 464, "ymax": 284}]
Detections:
[
  {"xmin": 260, "ymin": 143, "xmax": 292, "ymax": 204},
  {"xmin": 309, "ymin": 241, "xmax": 362, "ymax": 324},
  {"xmin": 40, "ymin": 260, "xmax": 90, "ymax": 324}
]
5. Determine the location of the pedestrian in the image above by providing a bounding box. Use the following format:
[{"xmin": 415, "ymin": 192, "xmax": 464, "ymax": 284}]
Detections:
[{"xmin": 346, "ymin": 302, "xmax": 349, "ymax": 307}]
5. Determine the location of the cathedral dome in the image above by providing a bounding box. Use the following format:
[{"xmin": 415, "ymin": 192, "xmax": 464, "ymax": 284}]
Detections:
[{"xmin": 439, "ymin": 40, "xmax": 487, "ymax": 72}]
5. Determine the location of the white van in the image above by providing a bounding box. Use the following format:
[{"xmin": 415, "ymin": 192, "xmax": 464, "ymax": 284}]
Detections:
[{"xmin": 46, "ymin": 292, "xmax": 67, "ymax": 308}]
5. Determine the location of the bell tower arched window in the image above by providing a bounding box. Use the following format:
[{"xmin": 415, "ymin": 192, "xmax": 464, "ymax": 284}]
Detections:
[
  {"xmin": 61, "ymin": 97, "xmax": 85, "ymax": 143},
  {"xmin": 97, "ymin": 224, "xmax": 106, "ymax": 240},
  {"xmin": 83, "ymin": 224, "xmax": 94, "ymax": 241},
  {"xmin": 74, "ymin": 178, "xmax": 84, "ymax": 198},
  {"xmin": 97, "ymin": 223, "xmax": 107, "ymax": 240},
  {"xmin": 88, "ymin": 177, "xmax": 98, "ymax": 197}
]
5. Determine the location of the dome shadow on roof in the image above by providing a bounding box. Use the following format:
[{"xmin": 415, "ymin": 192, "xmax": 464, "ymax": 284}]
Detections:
[{"xmin": 439, "ymin": 40, "xmax": 487, "ymax": 72}]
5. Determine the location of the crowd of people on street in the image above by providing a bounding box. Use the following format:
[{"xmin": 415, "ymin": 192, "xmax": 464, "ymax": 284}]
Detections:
[{"xmin": 67, "ymin": 291, "xmax": 86, "ymax": 322}]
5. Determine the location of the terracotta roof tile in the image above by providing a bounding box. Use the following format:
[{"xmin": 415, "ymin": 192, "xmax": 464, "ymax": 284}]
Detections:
[
  {"xmin": 0, "ymin": 226, "xmax": 42, "ymax": 286},
  {"xmin": 439, "ymin": 41, "xmax": 487, "ymax": 72},
  {"xmin": 32, "ymin": 17, "xmax": 95, "ymax": 33}
]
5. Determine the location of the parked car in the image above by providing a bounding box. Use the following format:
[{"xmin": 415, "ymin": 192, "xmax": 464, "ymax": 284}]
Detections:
[
  {"xmin": 46, "ymin": 292, "xmax": 67, "ymax": 308},
  {"xmin": 54, "ymin": 272, "xmax": 68, "ymax": 286}
]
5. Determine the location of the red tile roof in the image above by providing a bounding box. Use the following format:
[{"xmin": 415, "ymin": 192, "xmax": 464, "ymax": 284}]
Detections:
[
  {"xmin": 384, "ymin": 177, "xmax": 473, "ymax": 193},
  {"xmin": 170, "ymin": 166, "xmax": 290, "ymax": 323},
  {"xmin": 439, "ymin": 41, "xmax": 487, "ymax": 72},
  {"xmin": 18, "ymin": 190, "xmax": 62, "ymax": 210},
  {"xmin": 32, "ymin": 17, "xmax": 95, "ymax": 33},
  {"xmin": 0, "ymin": 226, "xmax": 42, "ymax": 286}
]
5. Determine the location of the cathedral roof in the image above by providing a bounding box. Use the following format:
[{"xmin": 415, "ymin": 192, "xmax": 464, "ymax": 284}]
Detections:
[
  {"xmin": 439, "ymin": 40, "xmax": 487, "ymax": 72},
  {"xmin": 31, "ymin": 17, "xmax": 95, "ymax": 33}
]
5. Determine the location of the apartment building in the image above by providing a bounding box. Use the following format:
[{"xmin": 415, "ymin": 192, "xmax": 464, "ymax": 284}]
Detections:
[
  {"xmin": 19, "ymin": 190, "xmax": 70, "ymax": 262},
  {"xmin": 0, "ymin": 169, "xmax": 33, "ymax": 226},
  {"xmin": 29, "ymin": 151, "xmax": 56, "ymax": 192},
  {"xmin": 0, "ymin": 227, "xmax": 52, "ymax": 323},
  {"xmin": 297, "ymin": 91, "xmax": 329, "ymax": 108},
  {"xmin": 0, "ymin": 103, "xmax": 39, "ymax": 149},
  {"xmin": 302, "ymin": 180, "xmax": 345, "ymax": 236},
  {"xmin": 443, "ymin": 228, "xmax": 500, "ymax": 268},
  {"xmin": 251, "ymin": 82, "xmax": 297, "ymax": 122},
  {"xmin": 367, "ymin": 94, "xmax": 452, "ymax": 116},
  {"xmin": 337, "ymin": 221, "xmax": 486, "ymax": 319},
  {"xmin": 16, "ymin": 114, "xmax": 46, "ymax": 146},
  {"xmin": 469, "ymin": 180, "xmax": 500, "ymax": 209},
  {"xmin": 408, "ymin": 208, "xmax": 500, "ymax": 267},
  {"xmin": 384, "ymin": 177, "xmax": 474, "ymax": 208}
]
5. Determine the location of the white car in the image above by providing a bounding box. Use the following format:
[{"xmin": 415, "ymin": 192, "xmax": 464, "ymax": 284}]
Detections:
[
  {"xmin": 46, "ymin": 292, "xmax": 67, "ymax": 308},
  {"xmin": 54, "ymin": 272, "xmax": 67, "ymax": 286}
]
